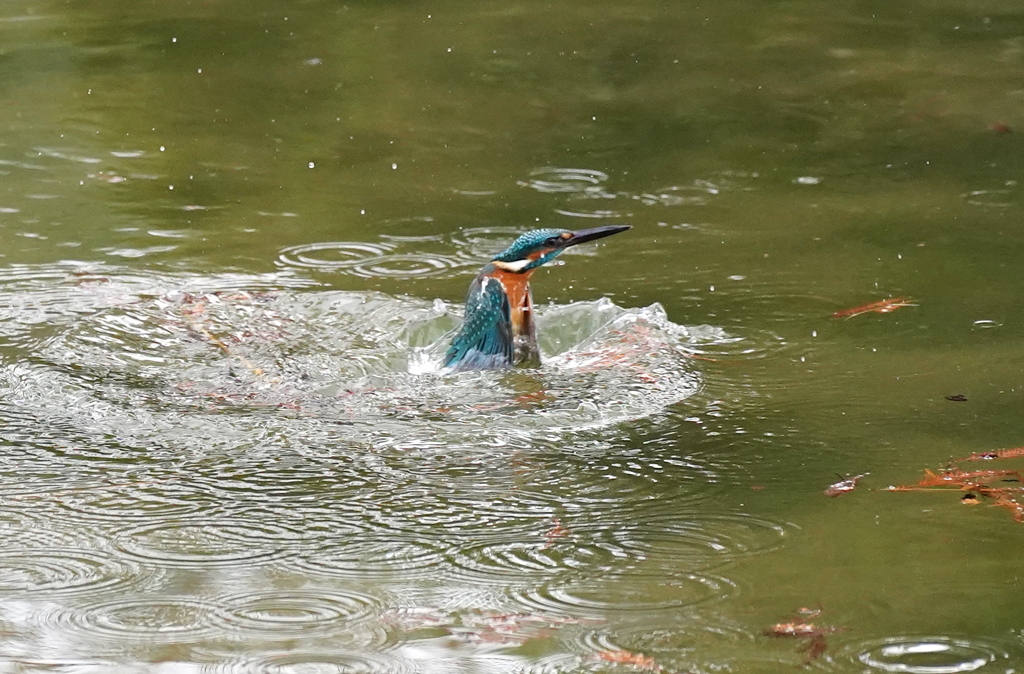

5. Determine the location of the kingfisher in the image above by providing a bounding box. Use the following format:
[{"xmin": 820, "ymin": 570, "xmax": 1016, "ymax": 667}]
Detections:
[{"xmin": 444, "ymin": 224, "xmax": 630, "ymax": 371}]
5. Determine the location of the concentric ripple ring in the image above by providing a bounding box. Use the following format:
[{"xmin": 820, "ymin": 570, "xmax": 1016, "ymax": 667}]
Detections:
[
  {"xmin": 513, "ymin": 572, "xmax": 736, "ymax": 615},
  {"xmin": 851, "ymin": 636, "xmax": 1009, "ymax": 674},
  {"xmin": 112, "ymin": 518, "xmax": 296, "ymax": 568},
  {"xmin": 215, "ymin": 589, "xmax": 379, "ymax": 638},
  {"xmin": 348, "ymin": 253, "xmax": 463, "ymax": 279},
  {"xmin": 64, "ymin": 596, "xmax": 228, "ymax": 644},
  {"xmin": 0, "ymin": 548, "xmax": 138, "ymax": 596},
  {"xmin": 221, "ymin": 650, "xmax": 418, "ymax": 674},
  {"xmin": 519, "ymin": 167, "xmax": 610, "ymax": 193},
  {"xmin": 287, "ymin": 537, "xmax": 449, "ymax": 579},
  {"xmin": 277, "ymin": 242, "xmax": 395, "ymax": 269}
]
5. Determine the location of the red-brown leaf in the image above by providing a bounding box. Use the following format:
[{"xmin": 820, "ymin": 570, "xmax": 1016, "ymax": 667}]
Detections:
[
  {"xmin": 594, "ymin": 650, "xmax": 663, "ymax": 671},
  {"xmin": 831, "ymin": 297, "xmax": 915, "ymax": 319}
]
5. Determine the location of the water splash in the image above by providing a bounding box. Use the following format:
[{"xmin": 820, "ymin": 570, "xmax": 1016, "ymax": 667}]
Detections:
[
  {"xmin": 0, "ymin": 265, "xmax": 718, "ymax": 456},
  {"xmin": 0, "ymin": 263, "xmax": 747, "ymax": 669}
]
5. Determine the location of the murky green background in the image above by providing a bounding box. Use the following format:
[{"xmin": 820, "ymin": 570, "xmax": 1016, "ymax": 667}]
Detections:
[{"xmin": 2, "ymin": 0, "xmax": 1024, "ymax": 672}]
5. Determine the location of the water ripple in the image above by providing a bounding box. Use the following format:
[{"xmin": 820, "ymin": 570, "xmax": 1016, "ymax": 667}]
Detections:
[
  {"xmin": 447, "ymin": 539, "xmax": 620, "ymax": 582},
  {"xmin": 441, "ymin": 513, "xmax": 782, "ymax": 584},
  {"xmin": 278, "ymin": 241, "xmax": 396, "ymax": 267},
  {"xmin": 216, "ymin": 650, "xmax": 419, "ymax": 674},
  {"xmin": 112, "ymin": 518, "xmax": 297, "ymax": 568},
  {"xmin": 361, "ymin": 488, "xmax": 561, "ymax": 538},
  {"xmin": 64, "ymin": 596, "xmax": 227, "ymax": 644},
  {"xmin": 447, "ymin": 225, "xmax": 525, "ymax": 259},
  {"xmin": 52, "ymin": 479, "xmax": 208, "ymax": 522},
  {"xmin": 962, "ymin": 188, "xmax": 1016, "ymax": 209},
  {"xmin": 349, "ymin": 253, "xmax": 463, "ymax": 279},
  {"xmin": 513, "ymin": 571, "xmax": 736, "ymax": 615},
  {"xmin": 0, "ymin": 510, "xmax": 89, "ymax": 548},
  {"xmin": 516, "ymin": 168, "xmax": 737, "ymax": 219},
  {"xmin": 441, "ymin": 512, "xmax": 789, "ymax": 586},
  {"xmin": 614, "ymin": 512, "xmax": 793, "ymax": 571},
  {"xmin": 277, "ymin": 241, "xmax": 465, "ymax": 278},
  {"xmin": 0, "ymin": 548, "xmax": 137, "ymax": 596},
  {"xmin": 849, "ymin": 636, "xmax": 1011, "ymax": 674},
  {"xmin": 288, "ymin": 536, "xmax": 450, "ymax": 579},
  {"xmin": 215, "ymin": 589, "xmax": 379, "ymax": 638},
  {"xmin": 553, "ymin": 207, "xmax": 626, "ymax": 219},
  {"xmin": 518, "ymin": 167, "xmax": 611, "ymax": 194}
]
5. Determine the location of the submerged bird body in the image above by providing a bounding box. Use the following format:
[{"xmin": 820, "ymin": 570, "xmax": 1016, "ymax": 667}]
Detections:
[{"xmin": 444, "ymin": 225, "xmax": 630, "ymax": 371}]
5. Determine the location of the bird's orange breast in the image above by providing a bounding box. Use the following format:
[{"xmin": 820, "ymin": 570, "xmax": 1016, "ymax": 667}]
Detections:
[{"xmin": 486, "ymin": 268, "xmax": 534, "ymax": 335}]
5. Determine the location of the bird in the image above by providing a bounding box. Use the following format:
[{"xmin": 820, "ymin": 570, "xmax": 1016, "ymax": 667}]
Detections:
[{"xmin": 444, "ymin": 224, "xmax": 630, "ymax": 371}]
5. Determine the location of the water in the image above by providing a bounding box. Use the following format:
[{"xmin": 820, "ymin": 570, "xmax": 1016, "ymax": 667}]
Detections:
[{"xmin": 2, "ymin": 0, "xmax": 1024, "ymax": 672}]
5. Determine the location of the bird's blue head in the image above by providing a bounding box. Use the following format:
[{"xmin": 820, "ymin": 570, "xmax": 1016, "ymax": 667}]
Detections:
[{"xmin": 490, "ymin": 225, "xmax": 630, "ymax": 273}]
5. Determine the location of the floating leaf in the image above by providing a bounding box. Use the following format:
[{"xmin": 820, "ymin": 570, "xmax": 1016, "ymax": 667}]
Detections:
[
  {"xmin": 830, "ymin": 297, "xmax": 916, "ymax": 319},
  {"xmin": 593, "ymin": 650, "xmax": 663, "ymax": 671},
  {"xmin": 887, "ymin": 451, "xmax": 1024, "ymax": 522},
  {"xmin": 764, "ymin": 609, "xmax": 847, "ymax": 663}
]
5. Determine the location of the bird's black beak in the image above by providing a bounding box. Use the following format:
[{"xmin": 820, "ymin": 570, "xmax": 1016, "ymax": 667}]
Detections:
[{"xmin": 561, "ymin": 224, "xmax": 631, "ymax": 248}]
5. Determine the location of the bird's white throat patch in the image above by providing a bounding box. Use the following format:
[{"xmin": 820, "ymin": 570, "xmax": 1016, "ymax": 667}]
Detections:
[{"xmin": 491, "ymin": 259, "xmax": 532, "ymax": 273}]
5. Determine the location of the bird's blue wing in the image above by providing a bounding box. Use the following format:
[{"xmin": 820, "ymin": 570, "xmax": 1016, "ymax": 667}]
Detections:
[{"xmin": 444, "ymin": 276, "xmax": 514, "ymax": 371}]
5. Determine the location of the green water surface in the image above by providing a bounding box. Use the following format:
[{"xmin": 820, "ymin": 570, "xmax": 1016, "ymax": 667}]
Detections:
[{"xmin": 1, "ymin": 0, "xmax": 1024, "ymax": 672}]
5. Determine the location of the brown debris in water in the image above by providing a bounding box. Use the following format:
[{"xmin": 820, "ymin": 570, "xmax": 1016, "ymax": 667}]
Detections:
[
  {"xmin": 541, "ymin": 517, "xmax": 571, "ymax": 548},
  {"xmin": 765, "ymin": 608, "xmax": 847, "ymax": 663},
  {"xmin": 886, "ymin": 447, "xmax": 1024, "ymax": 522},
  {"xmin": 830, "ymin": 297, "xmax": 916, "ymax": 319},
  {"xmin": 592, "ymin": 649, "xmax": 664, "ymax": 671}
]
